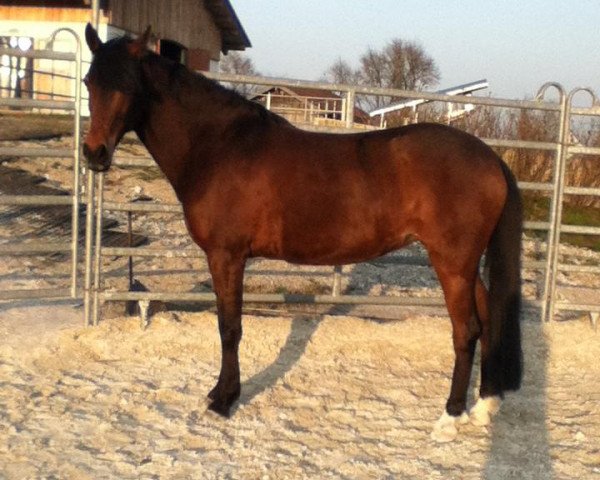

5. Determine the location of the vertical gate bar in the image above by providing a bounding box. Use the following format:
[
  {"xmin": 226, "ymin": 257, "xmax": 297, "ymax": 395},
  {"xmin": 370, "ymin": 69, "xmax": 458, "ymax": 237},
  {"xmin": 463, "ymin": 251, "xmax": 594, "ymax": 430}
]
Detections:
[
  {"xmin": 536, "ymin": 83, "xmax": 567, "ymax": 322},
  {"xmin": 128, "ymin": 210, "xmax": 134, "ymax": 289},
  {"xmin": 45, "ymin": 28, "xmax": 83, "ymax": 300},
  {"xmin": 545, "ymin": 105, "xmax": 571, "ymax": 322},
  {"xmin": 83, "ymin": 171, "xmax": 96, "ymax": 326},
  {"xmin": 70, "ymin": 32, "xmax": 82, "ymax": 299},
  {"xmin": 92, "ymin": 173, "xmax": 105, "ymax": 326}
]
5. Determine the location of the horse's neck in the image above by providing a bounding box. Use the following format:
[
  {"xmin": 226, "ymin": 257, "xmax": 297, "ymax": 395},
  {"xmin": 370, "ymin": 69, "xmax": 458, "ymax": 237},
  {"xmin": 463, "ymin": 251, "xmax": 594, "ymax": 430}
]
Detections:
[
  {"xmin": 137, "ymin": 80, "xmax": 234, "ymax": 197},
  {"xmin": 137, "ymin": 60, "xmax": 265, "ymax": 196},
  {"xmin": 136, "ymin": 95, "xmax": 192, "ymax": 191}
]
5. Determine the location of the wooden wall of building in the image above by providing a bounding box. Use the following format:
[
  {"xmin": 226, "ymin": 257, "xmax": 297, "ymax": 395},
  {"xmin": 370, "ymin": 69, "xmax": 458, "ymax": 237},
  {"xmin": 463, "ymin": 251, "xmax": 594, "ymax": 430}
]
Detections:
[
  {"xmin": 0, "ymin": 6, "xmax": 91, "ymax": 22},
  {"xmin": 108, "ymin": 0, "xmax": 222, "ymax": 61}
]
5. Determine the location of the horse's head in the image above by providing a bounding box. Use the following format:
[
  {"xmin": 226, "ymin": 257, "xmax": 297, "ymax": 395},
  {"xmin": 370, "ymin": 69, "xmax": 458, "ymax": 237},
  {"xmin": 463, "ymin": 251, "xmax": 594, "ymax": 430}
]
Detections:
[{"xmin": 83, "ymin": 23, "xmax": 150, "ymax": 172}]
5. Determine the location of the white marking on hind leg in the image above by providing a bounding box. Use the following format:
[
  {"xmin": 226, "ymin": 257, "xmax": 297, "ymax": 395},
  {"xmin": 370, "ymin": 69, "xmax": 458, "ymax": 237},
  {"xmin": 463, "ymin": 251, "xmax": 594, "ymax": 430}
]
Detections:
[
  {"xmin": 431, "ymin": 411, "xmax": 469, "ymax": 442},
  {"xmin": 470, "ymin": 396, "xmax": 502, "ymax": 426}
]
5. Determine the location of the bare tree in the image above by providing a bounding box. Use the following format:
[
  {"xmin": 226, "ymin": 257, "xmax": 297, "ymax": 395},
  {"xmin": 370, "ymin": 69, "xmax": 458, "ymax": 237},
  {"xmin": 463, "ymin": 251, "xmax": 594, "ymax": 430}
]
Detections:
[
  {"xmin": 220, "ymin": 51, "xmax": 259, "ymax": 96},
  {"xmin": 325, "ymin": 38, "xmax": 440, "ymax": 111},
  {"xmin": 323, "ymin": 57, "xmax": 361, "ymax": 85}
]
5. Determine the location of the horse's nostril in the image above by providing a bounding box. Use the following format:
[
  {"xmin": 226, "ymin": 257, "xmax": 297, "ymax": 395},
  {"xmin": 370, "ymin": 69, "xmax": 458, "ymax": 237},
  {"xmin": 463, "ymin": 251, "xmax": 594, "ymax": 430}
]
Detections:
[
  {"xmin": 83, "ymin": 143, "xmax": 108, "ymax": 161},
  {"xmin": 97, "ymin": 144, "xmax": 108, "ymax": 159},
  {"xmin": 83, "ymin": 143, "xmax": 110, "ymax": 171}
]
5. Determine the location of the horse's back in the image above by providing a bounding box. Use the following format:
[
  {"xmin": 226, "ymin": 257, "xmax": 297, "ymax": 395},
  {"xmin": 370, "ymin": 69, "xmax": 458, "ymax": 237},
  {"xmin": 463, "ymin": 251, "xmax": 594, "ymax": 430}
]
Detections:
[{"xmin": 252, "ymin": 123, "xmax": 508, "ymax": 264}]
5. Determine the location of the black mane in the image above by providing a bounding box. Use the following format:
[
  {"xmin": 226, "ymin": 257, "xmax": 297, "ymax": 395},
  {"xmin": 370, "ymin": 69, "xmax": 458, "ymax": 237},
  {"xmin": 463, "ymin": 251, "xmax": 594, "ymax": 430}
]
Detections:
[
  {"xmin": 88, "ymin": 33, "xmax": 290, "ymax": 129},
  {"xmin": 142, "ymin": 52, "xmax": 287, "ymax": 125}
]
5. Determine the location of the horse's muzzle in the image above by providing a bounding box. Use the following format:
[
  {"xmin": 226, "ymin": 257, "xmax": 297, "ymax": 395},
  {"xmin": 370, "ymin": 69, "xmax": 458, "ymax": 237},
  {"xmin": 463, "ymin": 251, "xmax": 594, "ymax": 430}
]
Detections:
[{"xmin": 83, "ymin": 143, "xmax": 112, "ymax": 172}]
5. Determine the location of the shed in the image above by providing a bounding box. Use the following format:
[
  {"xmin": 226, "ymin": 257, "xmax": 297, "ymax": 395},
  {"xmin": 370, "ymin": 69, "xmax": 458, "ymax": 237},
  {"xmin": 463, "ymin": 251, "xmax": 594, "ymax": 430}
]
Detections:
[{"xmin": 252, "ymin": 86, "xmax": 372, "ymax": 129}]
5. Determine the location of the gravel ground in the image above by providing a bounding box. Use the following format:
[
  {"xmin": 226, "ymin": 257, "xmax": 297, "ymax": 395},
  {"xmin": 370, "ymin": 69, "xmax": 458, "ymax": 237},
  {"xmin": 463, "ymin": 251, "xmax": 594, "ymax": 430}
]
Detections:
[{"xmin": 0, "ymin": 305, "xmax": 599, "ymax": 479}]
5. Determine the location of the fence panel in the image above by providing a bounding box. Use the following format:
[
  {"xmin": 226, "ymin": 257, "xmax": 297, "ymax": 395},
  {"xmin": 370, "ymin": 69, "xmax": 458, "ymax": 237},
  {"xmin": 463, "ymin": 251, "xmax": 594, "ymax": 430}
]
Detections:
[
  {"xmin": 0, "ymin": 29, "xmax": 85, "ymax": 303},
  {"xmin": 545, "ymin": 88, "xmax": 600, "ymax": 324},
  {"xmin": 83, "ymin": 73, "xmax": 598, "ymax": 326}
]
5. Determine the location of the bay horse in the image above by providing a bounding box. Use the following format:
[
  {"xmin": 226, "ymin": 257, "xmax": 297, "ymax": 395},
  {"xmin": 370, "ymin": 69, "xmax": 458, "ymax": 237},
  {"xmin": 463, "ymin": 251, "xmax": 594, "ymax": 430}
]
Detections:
[{"xmin": 83, "ymin": 24, "xmax": 522, "ymax": 442}]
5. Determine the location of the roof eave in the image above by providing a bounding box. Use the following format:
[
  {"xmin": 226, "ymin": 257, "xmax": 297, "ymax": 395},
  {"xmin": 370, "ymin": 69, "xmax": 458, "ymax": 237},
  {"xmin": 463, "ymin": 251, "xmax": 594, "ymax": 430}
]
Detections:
[{"xmin": 204, "ymin": 0, "xmax": 251, "ymax": 53}]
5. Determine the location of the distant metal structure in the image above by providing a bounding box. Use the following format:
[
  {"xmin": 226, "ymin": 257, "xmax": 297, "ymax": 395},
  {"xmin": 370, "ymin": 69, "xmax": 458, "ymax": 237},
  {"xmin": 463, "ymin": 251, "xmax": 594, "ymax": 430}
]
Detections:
[{"xmin": 369, "ymin": 79, "xmax": 489, "ymax": 127}]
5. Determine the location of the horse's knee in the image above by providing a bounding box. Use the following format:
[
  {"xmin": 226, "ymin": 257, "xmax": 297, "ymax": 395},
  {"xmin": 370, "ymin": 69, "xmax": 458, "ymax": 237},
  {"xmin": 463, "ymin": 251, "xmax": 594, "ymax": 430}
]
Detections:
[
  {"xmin": 463, "ymin": 315, "xmax": 481, "ymax": 345},
  {"xmin": 220, "ymin": 324, "xmax": 242, "ymax": 349},
  {"xmin": 452, "ymin": 321, "xmax": 479, "ymax": 353}
]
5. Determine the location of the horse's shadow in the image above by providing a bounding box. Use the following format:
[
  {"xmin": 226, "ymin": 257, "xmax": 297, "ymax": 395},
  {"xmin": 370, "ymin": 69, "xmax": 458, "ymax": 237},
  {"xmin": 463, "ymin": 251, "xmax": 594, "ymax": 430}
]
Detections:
[
  {"xmin": 238, "ymin": 313, "xmax": 321, "ymax": 408},
  {"xmin": 483, "ymin": 311, "xmax": 553, "ymax": 478},
  {"xmin": 235, "ymin": 252, "xmax": 435, "ymax": 408}
]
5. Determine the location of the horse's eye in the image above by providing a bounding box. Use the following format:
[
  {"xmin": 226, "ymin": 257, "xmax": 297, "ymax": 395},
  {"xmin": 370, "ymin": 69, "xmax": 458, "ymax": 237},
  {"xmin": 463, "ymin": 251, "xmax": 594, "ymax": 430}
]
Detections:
[{"xmin": 83, "ymin": 76, "xmax": 90, "ymax": 87}]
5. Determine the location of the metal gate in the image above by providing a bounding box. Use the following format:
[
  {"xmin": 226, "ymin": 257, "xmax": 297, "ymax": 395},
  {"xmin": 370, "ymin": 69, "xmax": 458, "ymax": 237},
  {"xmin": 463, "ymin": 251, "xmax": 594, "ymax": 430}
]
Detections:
[
  {"xmin": 545, "ymin": 86, "xmax": 600, "ymax": 324},
  {"xmin": 0, "ymin": 29, "xmax": 86, "ymax": 302}
]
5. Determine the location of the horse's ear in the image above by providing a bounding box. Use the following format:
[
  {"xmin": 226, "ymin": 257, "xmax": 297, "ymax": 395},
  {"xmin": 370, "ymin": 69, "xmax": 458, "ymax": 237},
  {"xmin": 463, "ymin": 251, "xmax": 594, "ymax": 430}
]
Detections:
[
  {"xmin": 128, "ymin": 26, "xmax": 152, "ymax": 58},
  {"xmin": 85, "ymin": 22, "xmax": 102, "ymax": 53}
]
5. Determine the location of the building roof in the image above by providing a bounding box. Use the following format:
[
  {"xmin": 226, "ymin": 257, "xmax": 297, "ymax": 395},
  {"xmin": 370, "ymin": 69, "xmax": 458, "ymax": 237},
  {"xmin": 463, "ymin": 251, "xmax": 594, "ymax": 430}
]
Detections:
[
  {"xmin": 369, "ymin": 79, "xmax": 489, "ymax": 117},
  {"xmin": 0, "ymin": 0, "xmax": 251, "ymax": 52},
  {"xmin": 204, "ymin": 0, "xmax": 251, "ymax": 52},
  {"xmin": 255, "ymin": 85, "xmax": 341, "ymax": 101}
]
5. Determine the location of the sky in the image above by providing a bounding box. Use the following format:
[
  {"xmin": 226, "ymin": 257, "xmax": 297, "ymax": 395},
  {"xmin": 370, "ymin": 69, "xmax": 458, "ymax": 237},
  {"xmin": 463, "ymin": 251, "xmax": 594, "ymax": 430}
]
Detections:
[{"xmin": 231, "ymin": 0, "xmax": 600, "ymax": 102}]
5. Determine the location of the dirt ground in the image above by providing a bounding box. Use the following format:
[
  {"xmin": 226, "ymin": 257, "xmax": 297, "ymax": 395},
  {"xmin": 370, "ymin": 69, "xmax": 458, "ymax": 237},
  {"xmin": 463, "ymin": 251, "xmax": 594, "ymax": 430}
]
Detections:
[{"xmin": 0, "ymin": 303, "xmax": 599, "ymax": 480}]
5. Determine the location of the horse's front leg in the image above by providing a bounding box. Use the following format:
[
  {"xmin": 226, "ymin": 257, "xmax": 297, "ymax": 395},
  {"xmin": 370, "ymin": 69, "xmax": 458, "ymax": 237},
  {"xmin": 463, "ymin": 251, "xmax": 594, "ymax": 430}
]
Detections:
[{"xmin": 206, "ymin": 249, "xmax": 246, "ymax": 417}]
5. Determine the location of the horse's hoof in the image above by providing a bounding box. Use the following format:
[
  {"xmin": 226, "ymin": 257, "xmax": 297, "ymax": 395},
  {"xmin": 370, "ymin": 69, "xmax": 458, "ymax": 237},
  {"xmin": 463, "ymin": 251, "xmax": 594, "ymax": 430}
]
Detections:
[
  {"xmin": 431, "ymin": 411, "xmax": 468, "ymax": 442},
  {"xmin": 207, "ymin": 386, "xmax": 218, "ymax": 400},
  {"xmin": 470, "ymin": 396, "xmax": 502, "ymax": 426},
  {"xmin": 207, "ymin": 399, "xmax": 232, "ymax": 418}
]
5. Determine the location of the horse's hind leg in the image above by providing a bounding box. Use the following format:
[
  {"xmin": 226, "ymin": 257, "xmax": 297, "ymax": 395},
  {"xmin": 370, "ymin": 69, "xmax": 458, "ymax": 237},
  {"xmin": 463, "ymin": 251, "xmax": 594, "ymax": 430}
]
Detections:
[
  {"xmin": 206, "ymin": 249, "xmax": 246, "ymax": 417},
  {"xmin": 470, "ymin": 276, "xmax": 502, "ymax": 426},
  {"xmin": 430, "ymin": 261, "xmax": 481, "ymax": 442}
]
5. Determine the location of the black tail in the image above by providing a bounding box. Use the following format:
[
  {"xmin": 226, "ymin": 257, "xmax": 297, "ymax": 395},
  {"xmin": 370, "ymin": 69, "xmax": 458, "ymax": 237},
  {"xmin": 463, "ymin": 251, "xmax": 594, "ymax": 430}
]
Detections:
[{"xmin": 486, "ymin": 161, "xmax": 523, "ymax": 393}]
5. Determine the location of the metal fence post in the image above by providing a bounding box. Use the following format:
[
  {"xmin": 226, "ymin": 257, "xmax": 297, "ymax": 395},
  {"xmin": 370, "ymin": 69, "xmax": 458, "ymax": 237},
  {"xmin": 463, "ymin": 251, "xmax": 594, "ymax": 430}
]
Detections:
[
  {"xmin": 345, "ymin": 89, "xmax": 355, "ymax": 129},
  {"xmin": 83, "ymin": 171, "xmax": 96, "ymax": 326},
  {"xmin": 332, "ymin": 265, "xmax": 343, "ymax": 296},
  {"xmin": 535, "ymin": 82, "xmax": 567, "ymax": 322},
  {"xmin": 92, "ymin": 173, "xmax": 105, "ymax": 326}
]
